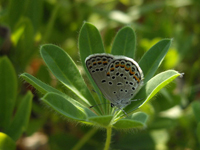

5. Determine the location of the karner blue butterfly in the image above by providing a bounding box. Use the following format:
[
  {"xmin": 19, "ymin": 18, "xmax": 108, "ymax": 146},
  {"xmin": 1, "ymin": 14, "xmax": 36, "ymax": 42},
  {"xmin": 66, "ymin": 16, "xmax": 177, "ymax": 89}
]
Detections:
[{"xmin": 85, "ymin": 53, "xmax": 144, "ymax": 116}]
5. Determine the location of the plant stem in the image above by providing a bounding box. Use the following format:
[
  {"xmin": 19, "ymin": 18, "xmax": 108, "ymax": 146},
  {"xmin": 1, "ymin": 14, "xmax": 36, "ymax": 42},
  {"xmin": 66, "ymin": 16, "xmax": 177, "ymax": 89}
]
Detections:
[
  {"xmin": 104, "ymin": 126, "xmax": 112, "ymax": 150},
  {"xmin": 71, "ymin": 128, "xmax": 97, "ymax": 150}
]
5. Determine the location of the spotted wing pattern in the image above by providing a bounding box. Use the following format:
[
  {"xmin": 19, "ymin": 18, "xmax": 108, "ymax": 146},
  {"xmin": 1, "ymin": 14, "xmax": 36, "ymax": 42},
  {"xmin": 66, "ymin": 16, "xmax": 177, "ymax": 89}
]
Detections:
[
  {"xmin": 85, "ymin": 54, "xmax": 114, "ymax": 100},
  {"xmin": 105, "ymin": 56, "xmax": 143, "ymax": 104},
  {"xmin": 85, "ymin": 53, "xmax": 143, "ymax": 108}
]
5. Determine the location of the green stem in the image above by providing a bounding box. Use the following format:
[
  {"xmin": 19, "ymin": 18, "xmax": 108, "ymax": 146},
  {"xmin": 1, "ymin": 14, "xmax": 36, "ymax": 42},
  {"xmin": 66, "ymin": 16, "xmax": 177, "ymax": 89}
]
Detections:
[
  {"xmin": 71, "ymin": 128, "xmax": 97, "ymax": 150},
  {"xmin": 104, "ymin": 126, "xmax": 112, "ymax": 150}
]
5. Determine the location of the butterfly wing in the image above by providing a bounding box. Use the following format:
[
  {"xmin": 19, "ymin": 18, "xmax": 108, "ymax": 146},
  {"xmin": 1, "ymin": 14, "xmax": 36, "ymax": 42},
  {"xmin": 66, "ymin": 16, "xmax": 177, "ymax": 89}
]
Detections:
[
  {"xmin": 85, "ymin": 54, "xmax": 143, "ymax": 108},
  {"xmin": 85, "ymin": 54, "xmax": 114, "ymax": 101},
  {"xmin": 105, "ymin": 56, "xmax": 144, "ymax": 104}
]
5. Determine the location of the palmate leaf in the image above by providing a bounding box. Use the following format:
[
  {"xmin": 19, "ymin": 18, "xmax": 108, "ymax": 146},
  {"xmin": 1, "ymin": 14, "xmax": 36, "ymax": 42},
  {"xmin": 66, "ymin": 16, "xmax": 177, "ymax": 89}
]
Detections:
[{"xmin": 20, "ymin": 23, "xmax": 181, "ymax": 130}]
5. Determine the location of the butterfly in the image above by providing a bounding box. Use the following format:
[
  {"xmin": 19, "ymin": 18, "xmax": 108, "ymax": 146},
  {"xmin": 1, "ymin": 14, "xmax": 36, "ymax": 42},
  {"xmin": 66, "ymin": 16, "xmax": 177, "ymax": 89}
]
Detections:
[{"xmin": 85, "ymin": 53, "xmax": 143, "ymax": 116}]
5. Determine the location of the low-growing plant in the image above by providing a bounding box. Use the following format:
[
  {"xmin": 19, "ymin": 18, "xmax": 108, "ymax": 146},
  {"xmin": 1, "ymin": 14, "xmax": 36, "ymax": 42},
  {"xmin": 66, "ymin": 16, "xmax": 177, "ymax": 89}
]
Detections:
[{"xmin": 20, "ymin": 22, "xmax": 182, "ymax": 150}]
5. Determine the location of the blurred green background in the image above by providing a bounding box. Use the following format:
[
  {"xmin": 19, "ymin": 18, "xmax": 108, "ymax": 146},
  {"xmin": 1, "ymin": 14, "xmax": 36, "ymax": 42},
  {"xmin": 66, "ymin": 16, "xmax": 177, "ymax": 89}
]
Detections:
[{"xmin": 0, "ymin": 0, "xmax": 200, "ymax": 149}]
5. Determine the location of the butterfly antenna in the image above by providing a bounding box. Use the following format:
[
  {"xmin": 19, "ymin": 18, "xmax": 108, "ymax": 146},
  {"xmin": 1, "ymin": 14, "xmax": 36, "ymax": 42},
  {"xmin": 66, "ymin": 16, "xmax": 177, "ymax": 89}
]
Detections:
[{"xmin": 92, "ymin": 89, "xmax": 106, "ymax": 98}]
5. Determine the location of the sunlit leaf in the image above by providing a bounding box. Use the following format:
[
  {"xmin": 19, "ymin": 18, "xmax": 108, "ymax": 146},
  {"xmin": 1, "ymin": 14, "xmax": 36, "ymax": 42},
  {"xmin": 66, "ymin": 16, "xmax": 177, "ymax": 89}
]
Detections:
[
  {"xmin": 111, "ymin": 26, "xmax": 136, "ymax": 58},
  {"xmin": 0, "ymin": 132, "xmax": 16, "ymax": 150}
]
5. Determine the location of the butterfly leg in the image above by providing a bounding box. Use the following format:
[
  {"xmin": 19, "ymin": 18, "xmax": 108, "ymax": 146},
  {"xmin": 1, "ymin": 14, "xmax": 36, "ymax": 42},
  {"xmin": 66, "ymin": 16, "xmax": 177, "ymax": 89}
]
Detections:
[
  {"xmin": 113, "ymin": 107, "xmax": 128, "ymax": 117},
  {"xmin": 119, "ymin": 108, "xmax": 128, "ymax": 117}
]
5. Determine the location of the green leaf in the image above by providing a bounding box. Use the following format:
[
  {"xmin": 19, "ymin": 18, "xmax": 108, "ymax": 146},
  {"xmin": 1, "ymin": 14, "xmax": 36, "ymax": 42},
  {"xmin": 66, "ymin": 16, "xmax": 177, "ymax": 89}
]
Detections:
[
  {"xmin": 36, "ymin": 65, "xmax": 52, "ymax": 84},
  {"xmin": 0, "ymin": 56, "xmax": 17, "ymax": 130},
  {"xmin": 149, "ymin": 117, "xmax": 176, "ymax": 129},
  {"xmin": 79, "ymin": 22, "xmax": 105, "ymax": 62},
  {"xmin": 191, "ymin": 101, "xmax": 200, "ymax": 122},
  {"xmin": 113, "ymin": 112, "xmax": 148, "ymax": 129},
  {"xmin": 126, "ymin": 70, "xmax": 181, "ymax": 113},
  {"xmin": 5, "ymin": 91, "xmax": 33, "ymax": 141},
  {"xmin": 88, "ymin": 115, "xmax": 113, "ymax": 127},
  {"xmin": 20, "ymin": 73, "xmax": 63, "ymax": 95},
  {"xmin": 197, "ymin": 122, "xmax": 200, "ymax": 144},
  {"xmin": 42, "ymin": 4, "xmax": 60, "ymax": 42},
  {"xmin": 111, "ymin": 26, "xmax": 136, "ymax": 58},
  {"xmin": 0, "ymin": 132, "xmax": 16, "ymax": 150},
  {"xmin": 41, "ymin": 93, "xmax": 95, "ymax": 121},
  {"xmin": 139, "ymin": 39, "xmax": 172, "ymax": 83},
  {"xmin": 79, "ymin": 22, "xmax": 106, "ymax": 113},
  {"xmin": 7, "ymin": 0, "xmax": 28, "ymax": 29},
  {"xmin": 12, "ymin": 18, "xmax": 35, "ymax": 71},
  {"xmin": 40, "ymin": 44, "xmax": 94, "ymax": 106},
  {"xmin": 25, "ymin": 0, "xmax": 43, "ymax": 32}
]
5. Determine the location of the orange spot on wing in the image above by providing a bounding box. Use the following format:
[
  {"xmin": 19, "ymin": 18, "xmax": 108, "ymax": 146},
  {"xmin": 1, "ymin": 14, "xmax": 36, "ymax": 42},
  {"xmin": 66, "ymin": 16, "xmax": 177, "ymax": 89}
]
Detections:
[
  {"xmin": 119, "ymin": 64, "xmax": 125, "ymax": 68},
  {"xmin": 134, "ymin": 75, "xmax": 140, "ymax": 83},
  {"xmin": 125, "ymin": 66, "xmax": 130, "ymax": 71},
  {"xmin": 129, "ymin": 70, "xmax": 135, "ymax": 75},
  {"xmin": 103, "ymin": 61, "xmax": 108, "ymax": 65},
  {"xmin": 110, "ymin": 68, "xmax": 115, "ymax": 71}
]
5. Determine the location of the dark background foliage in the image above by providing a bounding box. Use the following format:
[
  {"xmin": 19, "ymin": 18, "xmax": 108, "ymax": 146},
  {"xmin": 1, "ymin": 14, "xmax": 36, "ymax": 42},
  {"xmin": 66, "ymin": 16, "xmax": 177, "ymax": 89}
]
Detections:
[{"xmin": 0, "ymin": 0, "xmax": 200, "ymax": 149}]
